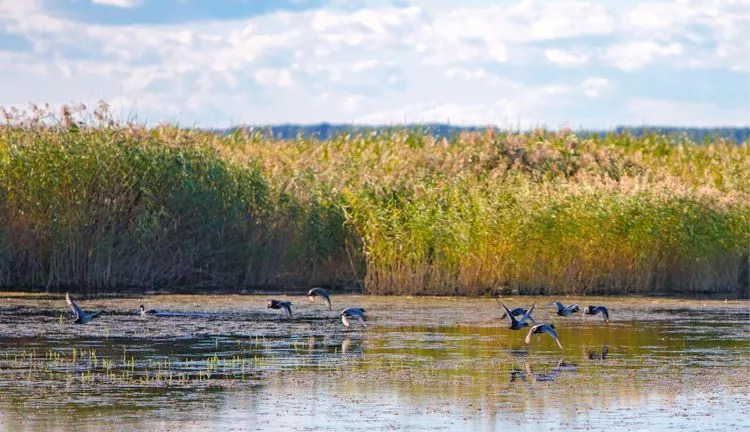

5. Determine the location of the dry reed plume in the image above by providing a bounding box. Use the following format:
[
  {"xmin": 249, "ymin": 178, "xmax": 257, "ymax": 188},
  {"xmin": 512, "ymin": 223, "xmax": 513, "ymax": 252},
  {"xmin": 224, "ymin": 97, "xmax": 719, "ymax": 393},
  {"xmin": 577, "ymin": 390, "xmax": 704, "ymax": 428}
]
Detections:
[{"xmin": 0, "ymin": 104, "xmax": 747, "ymax": 295}]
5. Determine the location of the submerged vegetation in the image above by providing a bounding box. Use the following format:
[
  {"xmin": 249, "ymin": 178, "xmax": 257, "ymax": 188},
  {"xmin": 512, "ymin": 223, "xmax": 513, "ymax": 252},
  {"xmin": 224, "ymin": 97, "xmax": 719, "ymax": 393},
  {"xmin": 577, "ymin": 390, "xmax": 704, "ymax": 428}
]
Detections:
[{"xmin": 0, "ymin": 104, "xmax": 748, "ymax": 295}]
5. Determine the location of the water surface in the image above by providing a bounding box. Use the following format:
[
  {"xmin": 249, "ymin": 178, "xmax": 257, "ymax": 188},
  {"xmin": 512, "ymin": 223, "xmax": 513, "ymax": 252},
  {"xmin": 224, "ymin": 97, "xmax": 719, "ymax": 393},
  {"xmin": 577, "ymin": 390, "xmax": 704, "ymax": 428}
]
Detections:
[{"xmin": 0, "ymin": 294, "xmax": 748, "ymax": 431}]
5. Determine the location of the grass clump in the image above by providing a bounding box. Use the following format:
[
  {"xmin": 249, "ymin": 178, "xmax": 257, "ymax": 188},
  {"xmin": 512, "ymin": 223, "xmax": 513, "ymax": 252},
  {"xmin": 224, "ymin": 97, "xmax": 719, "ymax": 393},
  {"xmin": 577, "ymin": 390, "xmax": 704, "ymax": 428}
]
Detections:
[{"xmin": 0, "ymin": 105, "xmax": 747, "ymax": 295}]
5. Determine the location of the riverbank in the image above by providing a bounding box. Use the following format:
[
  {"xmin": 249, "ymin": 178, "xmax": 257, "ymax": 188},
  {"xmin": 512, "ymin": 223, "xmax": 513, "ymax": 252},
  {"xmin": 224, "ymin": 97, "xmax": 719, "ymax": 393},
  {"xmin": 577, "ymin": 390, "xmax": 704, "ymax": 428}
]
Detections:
[{"xmin": 1, "ymin": 110, "xmax": 748, "ymax": 296}]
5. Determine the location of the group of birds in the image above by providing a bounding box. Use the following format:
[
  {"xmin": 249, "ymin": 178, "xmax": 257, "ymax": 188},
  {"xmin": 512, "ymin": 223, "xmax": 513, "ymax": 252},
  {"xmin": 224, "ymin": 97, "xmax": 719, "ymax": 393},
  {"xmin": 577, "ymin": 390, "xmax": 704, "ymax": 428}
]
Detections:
[
  {"xmin": 498, "ymin": 300, "xmax": 610, "ymax": 350},
  {"xmin": 66, "ymin": 287, "xmax": 368, "ymax": 329},
  {"xmin": 265, "ymin": 287, "xmax": 367, "ymax": 328},
  {"xmin": 66, "ymin": 290, "xmax": 611, "ymax": 349}
]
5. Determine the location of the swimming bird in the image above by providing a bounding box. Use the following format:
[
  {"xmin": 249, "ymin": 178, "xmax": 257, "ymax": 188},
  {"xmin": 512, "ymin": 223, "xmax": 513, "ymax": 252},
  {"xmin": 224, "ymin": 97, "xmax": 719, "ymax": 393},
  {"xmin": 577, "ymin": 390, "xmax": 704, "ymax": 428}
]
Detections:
[
  {"xmin": 267, "ymin": 299, "xmax": 293, "ymax": 318},
  {"xmin": 497, "ymin": 300, "xmax": 536, "ymax": 324},
  {"xmin": 587, "ymin": 345, "xmax": 609, "ymax": 360},
  {"xmin": 584, "ymin": 305, "xmax": 610, "ymax": 323},
  {"xmin": 139, "ymin": 304, "xmax": 157, "ymax": 317},
  {"xmin": 525, "ymin": 323, "xmax": 563, "ymax": 349},
  {"xmin": 65, "ymin": 293, "xmax": 102, "ymax": 324},
  {"xmin": 499, "ymin": 302, "xmax": 535, "ymax": 330},
  {"xmin": 307, "ymin": 287, "xmax": 332, "ymax": 310},
  {"xmin": 551, "ymin": 301, "xmax": 580, "ymax": 316},
  {"xmin": 340, "ymin": 307, "xmax": 366, "ymax": 328}
]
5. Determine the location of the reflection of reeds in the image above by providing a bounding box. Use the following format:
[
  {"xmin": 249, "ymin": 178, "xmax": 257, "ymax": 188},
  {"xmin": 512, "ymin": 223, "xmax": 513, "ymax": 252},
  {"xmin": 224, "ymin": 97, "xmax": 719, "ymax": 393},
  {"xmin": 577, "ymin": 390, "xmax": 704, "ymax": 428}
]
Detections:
[{"xmin": 1, "ymin": 105, "xmax": 747, "ymax": 295}]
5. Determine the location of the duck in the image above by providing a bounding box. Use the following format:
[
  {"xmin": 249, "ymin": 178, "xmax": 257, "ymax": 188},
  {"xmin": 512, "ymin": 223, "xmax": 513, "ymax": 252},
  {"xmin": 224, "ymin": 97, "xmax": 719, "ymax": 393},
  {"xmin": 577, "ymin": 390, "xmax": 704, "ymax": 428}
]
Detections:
[
  {"xmin": 497, "ymin": 300, "xmax": 536, "ymax": 324},
  {"xmin": 139, "ymin": 304, "xmax": 157, "ymax": 317},
  {"xmin": 499, "ymin": 302, "xmax": 535, "ymax": 330},
  {"xmin": 524, "ymin": 323, "xmax": 563, "ymax": 349},
  {"xmin": 587, "ymin": 345, "xmax": 609, "ymax": 360},
  {"xmin": 307, "ymin": 287, "xmax": 332, "ymax": 310},
  {"xmin": 583, "ymin": 305, "xmax": 610, "ymax": 323},
  {"xmin": 267, "ymin": 299, "xmax": 293, "ymax": 318},
  {"xmin": 65, "ymin": 293, "xmax": 102, "ymax": 324},
  {"xmin": 551, "ymin": 301, "xmax": 580, "ymax": 316},
  {"xmin": 340, "ymin": 307, "xmax": 366, "ymax": 328}
]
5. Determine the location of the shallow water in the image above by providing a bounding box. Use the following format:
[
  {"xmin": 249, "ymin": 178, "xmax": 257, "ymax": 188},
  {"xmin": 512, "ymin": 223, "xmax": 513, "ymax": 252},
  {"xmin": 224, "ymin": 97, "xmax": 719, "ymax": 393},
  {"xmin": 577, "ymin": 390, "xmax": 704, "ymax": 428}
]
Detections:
[{"xmin": 0, "ymin": 293, "xmax": 748, "ymax": 431}]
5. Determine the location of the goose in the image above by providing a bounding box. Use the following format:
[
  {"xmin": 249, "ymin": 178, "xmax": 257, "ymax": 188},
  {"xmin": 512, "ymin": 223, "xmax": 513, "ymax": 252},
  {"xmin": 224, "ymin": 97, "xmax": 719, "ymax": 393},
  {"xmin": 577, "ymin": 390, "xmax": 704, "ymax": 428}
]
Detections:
[
  {"xmin": 139, "ymin": 304, "xmax": 157, "ymax": 317},
  {"xmin": 551, "ymin": 301, "xmax": 580, "ymax": 316},
  {"xmin": 525, "ymin": 323, "xmax": 563, "ymax": 349},
  {"xmin": 497, "ymin": 300, "xmax": 536, "ymax": 324},
  {"xmin": 340, "ymin": 307, "xmax": 366, "ymax": 328},
  {"xmin": 307, "ymin": 287, "xmax": 332, "ymax": 310},
  {"xmin": 587, "ymin": 345, "xmax": 609, "ymax": 360},
  {"xmin": 267, "ymin": 299, "xmax": 293, "ymax": 318},
  {"xmin": 499, "ymin": 302, "xmax": 535, "ymax": 330},
  {"xmin": 583, "ymin": 305, "xmax": 610, "ymax": 323},
  {"xmin": 65, "ymin": 293, "xmax": 102, "ymax": 324}
]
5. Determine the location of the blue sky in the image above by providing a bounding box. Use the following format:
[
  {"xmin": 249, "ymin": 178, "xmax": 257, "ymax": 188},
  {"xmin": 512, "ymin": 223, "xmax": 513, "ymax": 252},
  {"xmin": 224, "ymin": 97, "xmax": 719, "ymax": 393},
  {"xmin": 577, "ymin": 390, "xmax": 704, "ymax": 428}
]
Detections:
[{"xmin": 0, "ymin": 0, "xmax": 747, "ymax": 128}]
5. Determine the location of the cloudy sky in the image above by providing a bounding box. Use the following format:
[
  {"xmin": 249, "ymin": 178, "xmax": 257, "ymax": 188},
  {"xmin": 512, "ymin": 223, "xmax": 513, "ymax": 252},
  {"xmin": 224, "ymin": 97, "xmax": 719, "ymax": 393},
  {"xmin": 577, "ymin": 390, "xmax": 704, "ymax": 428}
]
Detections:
[{"xmin": 0, "ymin": 0, "xmax": 748, "ymax": 128}]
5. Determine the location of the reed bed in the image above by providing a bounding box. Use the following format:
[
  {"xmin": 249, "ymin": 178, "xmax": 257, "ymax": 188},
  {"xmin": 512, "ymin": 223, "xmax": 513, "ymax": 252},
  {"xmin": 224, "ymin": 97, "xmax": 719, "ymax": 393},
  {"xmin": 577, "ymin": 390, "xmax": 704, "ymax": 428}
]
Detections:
[{"xmin": 0, "ymin": 105, "xmax": 747, "ymax": 295}]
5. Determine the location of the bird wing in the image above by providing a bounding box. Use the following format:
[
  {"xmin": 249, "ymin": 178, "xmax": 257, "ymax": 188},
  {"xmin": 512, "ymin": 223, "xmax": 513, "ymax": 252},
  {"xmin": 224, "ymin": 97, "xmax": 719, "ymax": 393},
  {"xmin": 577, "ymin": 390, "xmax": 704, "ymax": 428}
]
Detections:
[
  {"xmin": 600, "ymin": 307, "xmax": 610, "ymax": 322},
  {"xmin": 324, "ymin": 296, "xmax": 332, "ymax": 310},
  {"xmin": 567, "ymin": 304, "xmax": 580, "ymax": 313},
  {"xmin": 66, "ymin": 293, "xmax": 83, "ymax": 319},
  {"xmin": 518, "ymin": 304, "xmax": 535, "ymax": 325},
  {"xmin": 542, "ymin": 324, "xmax": 563, "ymax": 350},
  {"xmin": 496, "ymin": 299, "xmax": 510, "ymax": 321},
  {"xmin": 282, "ymin": 303, "xmax": 292, "ymax": 318},
  {"xmin": 499, "ymin": 302, "xmax": 519, "ymax": 326},
  {"xmin": 356, "ymin": 315, "xmax": 366, "ymax": 328},
  {"xmin": 525, "ymin": 325, "xmax": 538, "ymax": 344}
]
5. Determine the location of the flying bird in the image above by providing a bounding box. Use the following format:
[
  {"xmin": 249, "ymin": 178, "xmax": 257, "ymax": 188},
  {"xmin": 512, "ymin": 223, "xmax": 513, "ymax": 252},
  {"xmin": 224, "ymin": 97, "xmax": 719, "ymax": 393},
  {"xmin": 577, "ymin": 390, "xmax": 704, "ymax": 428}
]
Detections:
[
  {"xmin": 551, "ymin": 301, "xmax": 580, "ymax": 316},
  {"xmin": 525, "ymin": 323, "xmax": 563, "ymax": 350},
  {"xmin": 583, "ymin": 305, "xmax": 610, "ymax": 323},
  {"xmin": 307, "ymin": 287, "xmax": 332, "ymax": 310},
  {"xmin": 497, "ymin": 300, "xmax": 536, "ymax": 324},
  {"xmin": 340, "ymin": 307, "xmax": 366, "ymax": 328},
  {"xmin": 499, "ymin": 302, "xmax": 535, "ymax": 330},
  {"xmin": 65, "ymin": 293, "xmax": 102, "ymax": 324},
  {"xmin": 267, "ymin": 299, "xmax": 293, "ymax": 318}
]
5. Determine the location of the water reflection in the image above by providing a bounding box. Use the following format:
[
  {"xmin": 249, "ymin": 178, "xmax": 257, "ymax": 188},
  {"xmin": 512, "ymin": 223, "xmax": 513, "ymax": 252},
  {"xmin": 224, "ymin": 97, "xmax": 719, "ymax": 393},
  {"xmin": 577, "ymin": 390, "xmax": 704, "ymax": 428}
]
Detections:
[{"xmin": 0, "ymin": 294, "xmax": 747, "ymax": 431}]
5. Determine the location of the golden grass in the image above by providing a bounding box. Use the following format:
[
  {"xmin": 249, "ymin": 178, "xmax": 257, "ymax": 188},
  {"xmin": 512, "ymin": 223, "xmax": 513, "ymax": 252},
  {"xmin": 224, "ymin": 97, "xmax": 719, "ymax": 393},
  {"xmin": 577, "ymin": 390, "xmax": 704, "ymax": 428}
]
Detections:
[{"xmin": 0, "ymin": 104, "xmax": 747, "ymax": 295}]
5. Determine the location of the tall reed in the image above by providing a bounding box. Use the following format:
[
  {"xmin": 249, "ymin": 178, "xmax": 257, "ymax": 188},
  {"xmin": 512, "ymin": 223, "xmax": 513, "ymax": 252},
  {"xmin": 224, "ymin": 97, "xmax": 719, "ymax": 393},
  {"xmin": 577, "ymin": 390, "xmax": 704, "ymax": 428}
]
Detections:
[{"xmin": 0, "ymin": 105, "xmax": 747, "ymax": 295}]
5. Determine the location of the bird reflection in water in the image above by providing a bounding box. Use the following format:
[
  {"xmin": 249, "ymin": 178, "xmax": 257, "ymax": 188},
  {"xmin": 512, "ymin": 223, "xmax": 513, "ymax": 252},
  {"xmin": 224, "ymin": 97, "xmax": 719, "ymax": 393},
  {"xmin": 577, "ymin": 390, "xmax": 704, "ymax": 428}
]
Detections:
[{"xmin": 510, "ymin": 359, "xmax": 577, "ymax": 383}]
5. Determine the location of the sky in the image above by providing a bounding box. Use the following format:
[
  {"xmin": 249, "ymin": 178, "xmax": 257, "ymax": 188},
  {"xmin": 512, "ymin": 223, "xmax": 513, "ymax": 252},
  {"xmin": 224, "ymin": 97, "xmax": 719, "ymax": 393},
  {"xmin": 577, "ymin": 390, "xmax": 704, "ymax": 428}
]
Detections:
[{"xmin": 0, "ymin": 0, "xmax": 748, "ymax": 129}]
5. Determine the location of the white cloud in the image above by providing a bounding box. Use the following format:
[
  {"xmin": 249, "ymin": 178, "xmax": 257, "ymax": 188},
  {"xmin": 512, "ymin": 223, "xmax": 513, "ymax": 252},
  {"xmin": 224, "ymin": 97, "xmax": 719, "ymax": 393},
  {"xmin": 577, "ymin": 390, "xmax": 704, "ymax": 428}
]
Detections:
[
  {"xmin": 91, "ymin": 0, "xmax": 141, "ymax": 8},
  {"xmin": 255, "ymin": 69, "xmax": 295, "ymax": 88},
  {"xmin": 0, "ymin": 0, "xmax": 747, "ymax": 128},
  {"xmin": 581, "ymin": 77, "xmax": 610, "ymax": 98},
  {"xmin": 604, "ymin": 41, "xmax": 684, "ymax": 71},
  {"xmin": 544, "ymin": 49, "xmax": 589, "ymax": 67},
  {"xmin": 626, "ymin": 98, "xmax": 750, "ymax": 127}
]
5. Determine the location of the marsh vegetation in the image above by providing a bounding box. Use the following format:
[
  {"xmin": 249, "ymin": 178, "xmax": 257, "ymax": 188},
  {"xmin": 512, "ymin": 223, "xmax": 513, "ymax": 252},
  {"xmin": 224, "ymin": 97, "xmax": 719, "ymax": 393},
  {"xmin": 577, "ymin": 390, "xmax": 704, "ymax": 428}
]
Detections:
[{"xmin": 0, "ymin": 105, "xmax": 748, "ymax": 295}]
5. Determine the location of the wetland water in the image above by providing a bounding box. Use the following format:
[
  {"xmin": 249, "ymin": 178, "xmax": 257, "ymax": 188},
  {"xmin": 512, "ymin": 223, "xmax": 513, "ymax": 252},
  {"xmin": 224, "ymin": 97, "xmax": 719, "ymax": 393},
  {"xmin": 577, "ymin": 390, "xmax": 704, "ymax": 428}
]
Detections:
[{"xmin": 0, "ymin": 294, "xmax": 748, "ymax": 431}]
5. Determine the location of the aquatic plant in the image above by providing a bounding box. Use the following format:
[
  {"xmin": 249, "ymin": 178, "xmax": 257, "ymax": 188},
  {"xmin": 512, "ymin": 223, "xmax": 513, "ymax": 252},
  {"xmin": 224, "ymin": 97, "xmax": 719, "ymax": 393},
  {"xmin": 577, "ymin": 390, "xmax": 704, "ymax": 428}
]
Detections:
[{"xmin": 0, "ymin": 104, "xmax": 747, "ymax": 295}]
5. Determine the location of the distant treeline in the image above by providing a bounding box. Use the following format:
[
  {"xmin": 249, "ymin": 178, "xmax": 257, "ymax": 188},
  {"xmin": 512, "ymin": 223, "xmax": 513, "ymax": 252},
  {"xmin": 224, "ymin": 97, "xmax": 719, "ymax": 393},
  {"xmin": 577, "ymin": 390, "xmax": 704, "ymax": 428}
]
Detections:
[
  {"xmin": 216, "ymin": 124, "xmax": 750, "ymax": 144},
  {"xmin": 1, "ymin": 112, "xmax": 748, "ymax": 296}
]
